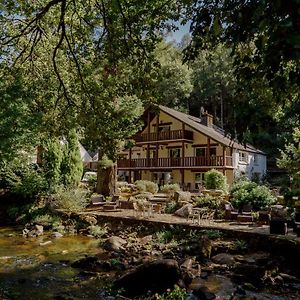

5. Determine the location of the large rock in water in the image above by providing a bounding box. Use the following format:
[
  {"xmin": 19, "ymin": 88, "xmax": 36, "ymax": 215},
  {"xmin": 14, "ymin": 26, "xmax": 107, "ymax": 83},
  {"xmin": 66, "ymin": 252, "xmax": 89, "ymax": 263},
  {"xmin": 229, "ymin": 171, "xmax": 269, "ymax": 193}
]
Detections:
[
  {"xmin": 102, "ymin": 236, "xmax": 127, "ymax": 252},
  {"xmin": 114, "ymin": 259, "xmax": 182, "ymax": 297},
  {"xmin": 211, "ymin": 253, "xmax": 235, "ymax": 266}
]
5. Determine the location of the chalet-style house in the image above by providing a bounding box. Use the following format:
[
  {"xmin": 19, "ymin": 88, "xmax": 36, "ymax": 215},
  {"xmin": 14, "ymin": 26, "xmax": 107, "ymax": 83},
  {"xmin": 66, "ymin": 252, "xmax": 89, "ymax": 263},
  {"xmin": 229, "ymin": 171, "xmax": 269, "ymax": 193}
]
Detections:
[{"xmin": 117, "ymin": 106, "xmax": 266, "ymax": 189}]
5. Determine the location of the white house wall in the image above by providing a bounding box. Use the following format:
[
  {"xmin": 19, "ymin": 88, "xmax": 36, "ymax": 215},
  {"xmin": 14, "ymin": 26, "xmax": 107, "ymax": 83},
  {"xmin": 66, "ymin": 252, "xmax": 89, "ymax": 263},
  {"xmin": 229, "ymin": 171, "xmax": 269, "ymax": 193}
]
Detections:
[{"xmin": 233, "ymin": 150, "xmax": 266, "ymax": 180}]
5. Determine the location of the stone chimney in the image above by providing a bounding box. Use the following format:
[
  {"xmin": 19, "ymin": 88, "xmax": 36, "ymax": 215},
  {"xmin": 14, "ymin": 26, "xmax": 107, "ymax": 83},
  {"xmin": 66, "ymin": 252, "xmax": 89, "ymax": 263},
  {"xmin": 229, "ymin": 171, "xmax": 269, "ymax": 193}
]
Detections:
[{"xmin": 201, "ymin": 112, "xmax": 213, "ymax": 127}]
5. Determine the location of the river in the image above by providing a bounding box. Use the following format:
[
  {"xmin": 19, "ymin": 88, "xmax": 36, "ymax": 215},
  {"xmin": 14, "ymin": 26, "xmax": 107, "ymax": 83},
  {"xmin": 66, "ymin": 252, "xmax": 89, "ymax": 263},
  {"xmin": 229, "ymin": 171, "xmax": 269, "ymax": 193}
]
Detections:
[{"xmin": 0, "ymin": 226, "xmax": 105, "ymax": 300}]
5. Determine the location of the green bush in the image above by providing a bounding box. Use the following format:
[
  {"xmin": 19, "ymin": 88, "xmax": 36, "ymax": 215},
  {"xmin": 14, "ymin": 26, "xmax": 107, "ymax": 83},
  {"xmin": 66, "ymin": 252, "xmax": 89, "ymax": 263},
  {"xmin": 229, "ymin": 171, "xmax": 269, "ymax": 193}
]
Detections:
[
  {"xmin": 204, "ymin": 169, "xmax": 228, "ymax": 192},
  {"xmin": 88, "ymin": 225, "xmax": 108, "ymax": 238},
  {"xmin": 50, "ymin": 186, "xmax": 89, "ymax": 210},
  {"xmin": 160, "ymin": 183, "xmax": 181, "ymax": 194},
  {"xmin": 164, "ymin": 201, "xmax": 181, "ymax": 214},
  {"xmin": 134, "ymin": 180, "xmax": 158, "ymax": 194},
  {"xmin": 230, "ymin": 180, "xmax": 276, "ymax": 211},
  {"xmin": 193, "ymin": 194, "xmax": 223, "ymax": 209},
  {"xmin": 1, "ymin": 160, "xmax": 48, "ymax": 199}
]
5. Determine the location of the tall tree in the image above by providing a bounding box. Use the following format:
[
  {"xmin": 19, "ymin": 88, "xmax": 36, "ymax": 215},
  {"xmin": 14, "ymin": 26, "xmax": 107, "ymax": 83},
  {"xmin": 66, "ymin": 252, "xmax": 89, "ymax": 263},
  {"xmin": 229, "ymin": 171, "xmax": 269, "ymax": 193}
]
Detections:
[
  {"xmin": 277, "ymin": 127, "xmax": 300, "ymax": 180},
  {"xmin": 153, "ymin": 41, "xmax": 193, "ymax": 111},
  {"xmin": 61, "ymin": 129, "xmax": 83, "ymax": 187}
]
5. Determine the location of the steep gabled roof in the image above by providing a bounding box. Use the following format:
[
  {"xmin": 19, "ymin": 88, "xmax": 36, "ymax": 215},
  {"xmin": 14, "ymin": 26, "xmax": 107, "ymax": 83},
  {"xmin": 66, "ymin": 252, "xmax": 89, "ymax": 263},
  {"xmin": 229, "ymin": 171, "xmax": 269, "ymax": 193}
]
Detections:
[
  {"xmin": 159, "ymin": 105, "xmax": 265, "ymax": 155},
  {"xmin": 79, "ymin": 143, "xmax": 93, "ymax": 162}
]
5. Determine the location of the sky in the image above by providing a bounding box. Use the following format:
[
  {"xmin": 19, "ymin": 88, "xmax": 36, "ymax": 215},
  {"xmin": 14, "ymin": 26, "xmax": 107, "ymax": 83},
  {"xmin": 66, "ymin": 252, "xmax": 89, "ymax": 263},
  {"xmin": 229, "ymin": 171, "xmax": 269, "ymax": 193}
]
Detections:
[{"xmin": 165, "ymin": 21, "xmax": 191, "ymax": 43}]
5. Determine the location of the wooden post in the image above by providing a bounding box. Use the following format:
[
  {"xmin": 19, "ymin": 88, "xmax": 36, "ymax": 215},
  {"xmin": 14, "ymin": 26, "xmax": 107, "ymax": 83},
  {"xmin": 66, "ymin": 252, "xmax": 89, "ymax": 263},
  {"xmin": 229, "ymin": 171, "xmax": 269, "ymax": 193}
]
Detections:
[
  {"xmin": 129, "ymin": 148, "xmax": 132, "ymax": 183},
  {"xmin": 147, "ymin": 110, "xmax": 151, "ymax": 168},
  {"xmin": 207, "ymin": 138, "xmax": 211, "ymax": 165},
  {"xmin": 181, "ymin": 169, "xmax": 185, "ymax": 187},
  {"xmin": 182, "ymin": 123, "xmax": 185, "ymax": 167},
  {"xmin": 156, "ymin": 114, "xmax": 159, "ymax": 167},
  {"xmin": 223, "ymin": 146, "xmax": 226, "ymax": 174}
]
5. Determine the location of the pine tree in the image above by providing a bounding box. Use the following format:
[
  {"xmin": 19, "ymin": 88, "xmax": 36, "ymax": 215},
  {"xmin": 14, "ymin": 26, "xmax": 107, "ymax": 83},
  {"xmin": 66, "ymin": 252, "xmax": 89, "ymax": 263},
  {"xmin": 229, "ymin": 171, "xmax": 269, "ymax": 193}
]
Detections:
[{"xmin": 61, "ymin": 130, "xmax": 83, "ymax": 187}]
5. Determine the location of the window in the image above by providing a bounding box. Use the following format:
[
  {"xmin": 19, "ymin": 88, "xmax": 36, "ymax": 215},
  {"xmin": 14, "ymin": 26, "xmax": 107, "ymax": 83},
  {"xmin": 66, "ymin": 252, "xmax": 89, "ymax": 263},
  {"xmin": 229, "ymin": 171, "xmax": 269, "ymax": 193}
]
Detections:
[
  {"xmin": 169, "ymin": 148, "xmax": 181, "ymax": 158},
  {"xmin": 253, "ymin": 154, "xmax": 258, "ymax": 165},
  {"xmin": 239, "ymin": 151, "xmax": 248, "ymax": 163},
  {"xmin": 195, "ymin": 147, "xmax": 206, "ymax": 157},
  {"xmin": 195, "ymin": 147, "xmax": 216, "ymax": 157},
  {"xmin": 150, "ymin": 150, "xmax": 157, "ymax": 158},
  {"xmin": 159, "ymin": 125, "xmax": 170, "ymax": 132},
  {"xmin": 195, "ymin": 172, "xmax": 205, "ymax": 183}
]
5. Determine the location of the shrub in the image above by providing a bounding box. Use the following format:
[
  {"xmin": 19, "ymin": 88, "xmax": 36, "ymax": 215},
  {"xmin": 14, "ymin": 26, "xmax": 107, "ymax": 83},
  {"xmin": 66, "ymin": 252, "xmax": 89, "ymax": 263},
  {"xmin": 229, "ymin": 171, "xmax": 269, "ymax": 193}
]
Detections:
[
  {"xmin": 193, "ymin": 194, "xmax": 223, "ymax": 209},
  {"xmin": 164, "ymin": 201, "xmax": 181, "ymax": 214},
  {"xmin": 230, "ymin": 180, "xmax": 276, "ymax": 211},
  {"xmin": 160, "ymin": 183, "xmax": 181, "ymax": 194},
  {"xmin": 153, "ymin": 286, "xmax": 188, "ymax": 300},
  {"xmin": 155, "ymin": 230, "xmax": 174, "ymax": 243},
  {"xmin": 204, "ymin": 169, "xmax": 228, "ymax": 192},
  {"xmin": 88, "ymin": 225, "xmax": 108, "ymax": 238},
  {"xmin": 134, "ymin": 180, "xmax": 158, "ymax": 194},
  {"xmin": 60, "ymin": 129, "xmax": 83, "ymax": 187},
  {"xmin": 1, "ymin": 161, "xmax": 48, "ymax": 199},
  {"xmin": 50, "ymin": 186, "xmax": 89, "ymax": 210}
]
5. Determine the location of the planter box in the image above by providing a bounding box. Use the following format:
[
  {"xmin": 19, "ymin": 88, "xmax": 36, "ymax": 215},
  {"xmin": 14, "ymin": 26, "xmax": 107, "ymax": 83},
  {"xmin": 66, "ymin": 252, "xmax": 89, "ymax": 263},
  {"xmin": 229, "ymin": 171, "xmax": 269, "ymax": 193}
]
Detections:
[{"xmin": 118, "ymin": 200, "xmax": 134, "ymax": 210}]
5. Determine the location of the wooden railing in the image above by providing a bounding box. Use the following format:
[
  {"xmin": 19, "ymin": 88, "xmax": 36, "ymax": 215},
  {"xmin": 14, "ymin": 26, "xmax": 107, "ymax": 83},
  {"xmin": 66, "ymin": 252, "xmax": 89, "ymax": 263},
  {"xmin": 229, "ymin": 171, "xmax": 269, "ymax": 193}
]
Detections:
[
  {"xmin": 117, "ymin": 155, "xmax": 233, "ymax": 168},
  {"xmin": 133, "ymin": 129, "xmax": 193, "ymax": 143}
]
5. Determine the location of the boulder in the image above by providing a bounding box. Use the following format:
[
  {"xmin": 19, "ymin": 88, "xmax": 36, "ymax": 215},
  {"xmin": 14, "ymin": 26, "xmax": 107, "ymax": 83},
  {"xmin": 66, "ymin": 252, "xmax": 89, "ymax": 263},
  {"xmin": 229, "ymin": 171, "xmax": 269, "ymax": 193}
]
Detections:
[
  {"xmin": 102, "ymin": 236, "xmax": 127, "ymax": 252},
  {"xmin": 182, "ymin": 237, "xmax": 212, "ymax": 259},
  {"xmin": 211, "ymin": 253, "xmax": 235, "ymax": 266},
  {"xmin": 232, "ymin": 263, "xmax": 265, "ymax": 285},
  {"xmin": 174, "ymin": 204, "xmax": 193, "ymax": 218},
  {"xmin": 52, "ymin": 232, "xmax": 63, "ymax": 238},
  {"xmin": 114, "ymin": 259, "xmax": 182, "ymax": 297},
  {"xmin": 174, "ymin": 191, "xmax": 191, "ymax": 203},
  {"xmin": 192, "ymin": 284, "xmax": 216, "ymax": 300},
  {"xmin": 71, "ymin": 256, "xmax": 110, "ymax": 272}
]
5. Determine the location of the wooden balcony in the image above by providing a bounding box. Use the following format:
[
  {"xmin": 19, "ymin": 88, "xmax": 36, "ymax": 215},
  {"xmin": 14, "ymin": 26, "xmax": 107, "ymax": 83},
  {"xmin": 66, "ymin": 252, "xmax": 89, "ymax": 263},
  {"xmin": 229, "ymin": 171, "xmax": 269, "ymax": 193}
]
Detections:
[
  {"xmin": 133, "ymin": 129, "xmax": 193, "ymax": 143},
  {"xmin": 117, "ymin": 155, "xmax": 233, "ymax": 169}
]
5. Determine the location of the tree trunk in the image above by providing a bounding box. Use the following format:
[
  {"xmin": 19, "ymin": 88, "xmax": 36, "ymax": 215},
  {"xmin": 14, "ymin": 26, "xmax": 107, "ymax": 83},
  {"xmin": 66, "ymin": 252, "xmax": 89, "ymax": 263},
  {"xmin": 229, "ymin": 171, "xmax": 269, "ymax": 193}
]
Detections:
[{"xmin": 96, "ymin": 149, "xmax": 117, "ymax": 196}]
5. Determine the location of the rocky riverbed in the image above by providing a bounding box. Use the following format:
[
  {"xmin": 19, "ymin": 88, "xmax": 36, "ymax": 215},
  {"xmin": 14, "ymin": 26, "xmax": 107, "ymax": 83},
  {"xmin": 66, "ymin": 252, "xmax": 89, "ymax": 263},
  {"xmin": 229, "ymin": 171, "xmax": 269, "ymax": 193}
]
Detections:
[{"xmin": 1, "ymin": 223, "xmax": 300, "ymax": 300}]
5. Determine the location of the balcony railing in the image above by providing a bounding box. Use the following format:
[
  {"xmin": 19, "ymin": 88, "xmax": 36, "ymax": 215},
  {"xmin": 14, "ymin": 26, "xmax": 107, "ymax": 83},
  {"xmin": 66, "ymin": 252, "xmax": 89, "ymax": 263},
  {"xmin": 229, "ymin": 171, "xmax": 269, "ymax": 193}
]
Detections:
[
  {"xmin": 117, "ymin": 155, "xmax": 233, "ymax": 168},
  {"xmin": 133, "ymin": 129, "xmax": 193, "ymax": 143}
]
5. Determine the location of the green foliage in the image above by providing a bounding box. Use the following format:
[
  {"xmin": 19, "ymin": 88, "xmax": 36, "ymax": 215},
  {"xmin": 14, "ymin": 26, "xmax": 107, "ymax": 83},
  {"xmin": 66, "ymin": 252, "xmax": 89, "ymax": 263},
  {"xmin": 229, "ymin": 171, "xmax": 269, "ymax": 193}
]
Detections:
[
  {"xmin": 202, "ymin": 229, "xmax": 223, "ymax": 239},
  {"xmin": 50, "ymin": 186, "xmax": 89, "ymax": 211},
  {"xmin": 164, "ymin": 201, "xmax": 181, "ymax": 214},
  {"xmin": 160, "ymin": 183, "xmax": 181, "ymax": 194},
  {"xmin": 233, "ymin": 240, "xmax": 248, "ymax": 253},
  {"xmin": 42, "ymin": 138, "xmax": 63, "ymax": 188},
  {"xmin": 98, "ymin": 156, "xmax": 114, "ymax": 169},
  {"xmin": 155, "ymin": 230, "xmax": 174, "ymax": 244},
  {"xmin": 88, "ymin": 225, "xmax": 108, "ymax": 238},
  {"xmin": 0, "ymin": 70, "xmax": 41, "ymax": 161},
  {"xmin": 154, "ymin": 41, "xmax": 192, "ymax": 110},
  {"xmin": 32, "ymin": 214, "xmax": 53, "ymax": 224},
  {"xmin": 0, "ymin": 158, "xmax": 48, "ymax": 199},
  {"xmin": 193, "ymin": 194, "xmax": 222, "ymax": 209},
  {"xmin": 135, "ymin": 180, "xmax": 158, "ymax": 194},
  {"xmin": 277, "ymin": 127, "xmax": 300, "ymax": 179},
  {"xmin": 230, "ymin": 180, "xmax": 276, "ymax": 211},
  {"xmin": 60, "ymin": 130, "xmax": 83, "ymax": 186},
  {"xmin": 187, "ymin": 0, "xmax": 300, "ymax": 88},
  {"xmin": 149, "ymin": 286, "xmax": 188, "ymax": 300},
  {"xmin": 204, "ymin": 169, "xmax": 228, "ymax": 192}
]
